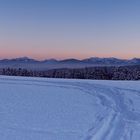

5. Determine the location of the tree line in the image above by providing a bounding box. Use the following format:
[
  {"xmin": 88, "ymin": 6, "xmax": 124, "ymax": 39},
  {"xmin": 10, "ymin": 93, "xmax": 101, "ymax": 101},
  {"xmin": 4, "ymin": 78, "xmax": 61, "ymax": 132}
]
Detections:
[{"xmin": 0, "ymin": 65, "xmax": 140, "ymax": 80}]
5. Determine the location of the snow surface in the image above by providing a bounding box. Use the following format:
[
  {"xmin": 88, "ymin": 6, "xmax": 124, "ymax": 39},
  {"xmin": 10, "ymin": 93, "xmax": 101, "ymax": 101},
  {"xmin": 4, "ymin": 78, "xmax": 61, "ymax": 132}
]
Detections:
[{"xmin": 0, "ymin": 76, "xmax": 140, "ymax": 140}]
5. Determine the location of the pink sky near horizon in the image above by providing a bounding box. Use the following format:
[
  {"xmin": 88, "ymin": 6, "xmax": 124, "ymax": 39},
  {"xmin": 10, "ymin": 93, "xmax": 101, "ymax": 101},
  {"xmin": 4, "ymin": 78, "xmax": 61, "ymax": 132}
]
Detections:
[
  {"xmin": 0, "ymin": 47, "xmax": 139, "ymax": 60},
  {"xmin": 0, "ymin": 38, "xmax": 140, "ymax": 60}
]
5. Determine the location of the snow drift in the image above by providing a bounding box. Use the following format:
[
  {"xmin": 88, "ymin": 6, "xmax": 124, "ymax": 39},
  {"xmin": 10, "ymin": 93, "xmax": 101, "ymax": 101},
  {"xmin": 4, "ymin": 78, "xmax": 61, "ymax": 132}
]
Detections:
[{"xmin": 0, "ymin": 76, "xmax": 140, "ymax": 140}]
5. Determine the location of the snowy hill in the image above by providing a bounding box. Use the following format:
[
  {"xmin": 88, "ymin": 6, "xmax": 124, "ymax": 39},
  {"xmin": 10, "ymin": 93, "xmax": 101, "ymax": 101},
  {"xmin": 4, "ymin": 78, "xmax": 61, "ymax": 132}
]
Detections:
[
  {"xmin": 0, "ymin": 57, "xmax": 140, "ymax": 70},
  {"xmin": 0, "ymin": 76, "xmax": 140, "ymax": 140},
  {"xmin": 82, "ymin": 57, "xmax": 127, "ymax": 65}
]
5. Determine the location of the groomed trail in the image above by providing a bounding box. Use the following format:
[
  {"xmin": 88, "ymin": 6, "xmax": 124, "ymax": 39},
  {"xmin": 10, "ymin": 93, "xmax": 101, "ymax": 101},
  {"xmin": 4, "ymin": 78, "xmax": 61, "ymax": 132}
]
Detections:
[{"xmin": 0, "ymin": 76, "xmax": 140, "ymax": 140}]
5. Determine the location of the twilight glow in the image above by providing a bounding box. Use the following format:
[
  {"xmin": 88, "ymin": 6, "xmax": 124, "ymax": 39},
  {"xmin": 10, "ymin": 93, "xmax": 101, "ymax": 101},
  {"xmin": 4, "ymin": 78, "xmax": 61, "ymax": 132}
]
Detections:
[{"xmin": 0, "ymin": 0, "xmax": 140, "ymax": 60}]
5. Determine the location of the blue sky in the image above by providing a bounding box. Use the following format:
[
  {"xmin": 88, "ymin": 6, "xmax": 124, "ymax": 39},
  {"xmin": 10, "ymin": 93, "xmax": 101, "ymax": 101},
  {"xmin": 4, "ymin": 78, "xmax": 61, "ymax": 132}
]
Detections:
[{"xmin": 0, "ymin": 0, "xmax": 140, "ymax": 59}]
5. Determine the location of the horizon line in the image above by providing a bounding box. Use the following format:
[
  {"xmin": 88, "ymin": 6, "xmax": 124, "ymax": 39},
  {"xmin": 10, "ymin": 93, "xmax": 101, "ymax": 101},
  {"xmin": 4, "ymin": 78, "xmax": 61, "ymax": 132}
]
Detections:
[{"xmin": 0, "ymin": 56, "xmax": 140, "ymax": 61}]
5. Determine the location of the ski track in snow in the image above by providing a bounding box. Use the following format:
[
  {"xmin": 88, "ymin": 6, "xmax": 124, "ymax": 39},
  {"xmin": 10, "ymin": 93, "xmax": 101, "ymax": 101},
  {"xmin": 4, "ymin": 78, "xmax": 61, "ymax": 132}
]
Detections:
[{"xmin": 0, "ymin": 76, "xmax": 140, "ymax": 140}]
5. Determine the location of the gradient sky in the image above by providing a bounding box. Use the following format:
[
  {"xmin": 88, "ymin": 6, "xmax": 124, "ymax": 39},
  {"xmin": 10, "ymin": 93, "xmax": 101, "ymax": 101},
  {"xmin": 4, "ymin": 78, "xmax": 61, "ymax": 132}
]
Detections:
[{"xmin": 0, "ymin": 0, "xmax": 140, "ymax": 60}]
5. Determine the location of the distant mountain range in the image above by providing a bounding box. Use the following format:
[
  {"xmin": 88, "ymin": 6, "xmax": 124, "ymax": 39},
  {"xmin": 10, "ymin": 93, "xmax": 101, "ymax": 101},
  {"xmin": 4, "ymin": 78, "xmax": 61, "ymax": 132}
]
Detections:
[{"xmin": 0, "ymin": 57, "xmax": 140, "ymax": 70}]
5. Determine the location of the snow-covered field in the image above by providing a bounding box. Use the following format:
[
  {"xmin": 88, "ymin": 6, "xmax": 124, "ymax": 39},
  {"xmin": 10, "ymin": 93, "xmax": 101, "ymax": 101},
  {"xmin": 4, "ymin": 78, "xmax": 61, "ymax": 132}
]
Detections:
[{"xmin": 0, "ymin": 76, "xmax": 140, "ymax": 140}]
